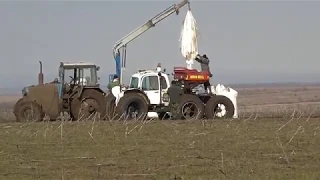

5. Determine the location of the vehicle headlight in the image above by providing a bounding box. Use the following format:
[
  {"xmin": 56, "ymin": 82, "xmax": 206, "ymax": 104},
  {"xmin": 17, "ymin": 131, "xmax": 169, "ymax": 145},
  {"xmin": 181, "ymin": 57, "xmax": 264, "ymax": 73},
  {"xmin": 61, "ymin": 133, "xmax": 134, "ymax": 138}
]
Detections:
[
  {"xmin": 22, "ymin": 87, "xmax": 28, "ymax": 96},
  {"xmin": 162, "ymin": 93, "xmax": 169, "ymax": 102}
]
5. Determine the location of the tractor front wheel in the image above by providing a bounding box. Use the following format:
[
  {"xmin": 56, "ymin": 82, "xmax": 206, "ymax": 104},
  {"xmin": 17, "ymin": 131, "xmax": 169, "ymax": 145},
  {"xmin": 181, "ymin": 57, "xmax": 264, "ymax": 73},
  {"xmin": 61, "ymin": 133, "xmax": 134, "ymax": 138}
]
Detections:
[
  {"xmin": 14, "ymin": 101, "xmax": 44, "ymax": 122},
  {"xmin": 116, "ymin": 93, "xmax": 148, "ymax": 120}
]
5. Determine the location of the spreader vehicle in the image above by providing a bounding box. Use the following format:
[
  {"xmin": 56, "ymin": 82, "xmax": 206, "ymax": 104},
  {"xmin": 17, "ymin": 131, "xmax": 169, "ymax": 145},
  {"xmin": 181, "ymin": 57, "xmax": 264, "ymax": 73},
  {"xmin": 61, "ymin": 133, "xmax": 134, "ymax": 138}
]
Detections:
[{"xmin": 106, "ymin": 64, "xmax": 237, "ymax": 120}]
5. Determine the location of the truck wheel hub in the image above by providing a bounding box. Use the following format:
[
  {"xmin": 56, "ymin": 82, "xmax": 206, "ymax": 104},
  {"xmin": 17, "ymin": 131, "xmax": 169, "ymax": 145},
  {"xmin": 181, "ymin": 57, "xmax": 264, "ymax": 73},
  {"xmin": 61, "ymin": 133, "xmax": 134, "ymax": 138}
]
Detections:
[
  {"xmin": 23, "ymin": 109, "xmax": 33, "ymax": 119},
  {"xmin": 126, "ymin": 102, "xmax": 139, "ymax": 119},
  {"xmin": 215, "ymin": 104, "xmax": 226, "ymax": 117},
  {"xmin": 182, "ymin": 102, "xmax": 198, "ymax": 118}
]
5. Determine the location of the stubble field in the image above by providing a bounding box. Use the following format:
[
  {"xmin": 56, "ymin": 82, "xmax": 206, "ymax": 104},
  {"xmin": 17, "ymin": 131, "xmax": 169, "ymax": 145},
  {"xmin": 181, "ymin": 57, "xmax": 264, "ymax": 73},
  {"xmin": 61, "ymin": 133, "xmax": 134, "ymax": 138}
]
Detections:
[{"xmin": 0, "ymin": 84, "xmax": 319, "ymax": 179}]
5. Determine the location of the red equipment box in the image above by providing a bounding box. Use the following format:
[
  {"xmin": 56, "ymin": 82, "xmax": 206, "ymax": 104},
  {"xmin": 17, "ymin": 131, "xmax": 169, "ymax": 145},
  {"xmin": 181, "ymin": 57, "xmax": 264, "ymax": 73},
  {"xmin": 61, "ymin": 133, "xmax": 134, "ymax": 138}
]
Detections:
[{"xmin": 173, "ymin": 67, "xmax": 210, "ymax": 81}]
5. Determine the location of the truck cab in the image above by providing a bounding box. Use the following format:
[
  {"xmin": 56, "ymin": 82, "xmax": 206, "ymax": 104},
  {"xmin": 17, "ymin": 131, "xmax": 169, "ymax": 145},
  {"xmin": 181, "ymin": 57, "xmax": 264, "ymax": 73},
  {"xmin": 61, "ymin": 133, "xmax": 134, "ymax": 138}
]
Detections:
[{"xmin": 128, "ymin": 69, "xmax": 171, "ymax": 106}]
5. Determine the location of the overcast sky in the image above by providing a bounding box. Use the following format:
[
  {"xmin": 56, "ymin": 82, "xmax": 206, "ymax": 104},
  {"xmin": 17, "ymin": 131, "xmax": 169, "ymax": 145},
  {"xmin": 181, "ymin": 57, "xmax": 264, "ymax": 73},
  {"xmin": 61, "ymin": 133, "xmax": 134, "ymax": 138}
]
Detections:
[{"xmin": 0, "ymin": 1, "xmax": 319, "ymax": 88}]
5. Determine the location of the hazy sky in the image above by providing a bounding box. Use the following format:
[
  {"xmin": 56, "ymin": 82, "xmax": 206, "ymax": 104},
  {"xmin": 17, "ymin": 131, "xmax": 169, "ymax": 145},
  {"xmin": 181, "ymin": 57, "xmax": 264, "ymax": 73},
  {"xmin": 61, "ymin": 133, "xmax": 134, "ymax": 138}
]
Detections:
[{"xmin": 0, "ymin": 1, "xmax": 319, "ymax": 88}]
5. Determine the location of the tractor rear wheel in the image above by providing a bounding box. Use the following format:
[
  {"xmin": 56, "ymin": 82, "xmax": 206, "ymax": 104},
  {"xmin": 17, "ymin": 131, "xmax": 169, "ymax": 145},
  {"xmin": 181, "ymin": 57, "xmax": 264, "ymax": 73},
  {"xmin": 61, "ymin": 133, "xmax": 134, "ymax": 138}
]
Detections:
[
  {"xmin": 13, "ymin": 98, "xmax": 27, "ymax": 110},
  {"xmin": 116, "ymin": 93, "xmax": 148, "ymax": 120},
  {"xmin": 205, "ymin": 95, "xmax": 234, "ymax": 119},
  {"xmin": 14, "ymin": 101, "xmax": 44, "ymax": 122},
  {"xmin": 176, "ymin": 94, "xmax": 204, "ymax": 120},
  {"xmin": 70, "ymin": 89, "xmax": 106, "ymax": 121}
]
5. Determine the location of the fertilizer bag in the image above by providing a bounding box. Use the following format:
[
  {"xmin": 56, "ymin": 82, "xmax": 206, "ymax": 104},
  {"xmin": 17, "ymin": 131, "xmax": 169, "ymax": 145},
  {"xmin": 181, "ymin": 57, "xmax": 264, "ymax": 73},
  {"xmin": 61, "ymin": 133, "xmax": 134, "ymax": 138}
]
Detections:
[{"xmin": 180, "ymin": 9, "xmax": 199, "ymax": 69}]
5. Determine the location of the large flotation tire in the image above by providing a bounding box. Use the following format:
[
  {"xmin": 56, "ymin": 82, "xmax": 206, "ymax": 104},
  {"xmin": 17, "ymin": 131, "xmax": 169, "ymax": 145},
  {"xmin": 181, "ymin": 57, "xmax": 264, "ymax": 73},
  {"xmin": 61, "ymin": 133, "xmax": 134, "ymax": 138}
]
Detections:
[
  {"xmin": 175, "ymin": 94, "xmax": 205, "ymax": 120},
  {"xmin": 205, "ymin": 95, "xmax": 234, "ymax": 119},
  {"xmin": 116, "ymin": 93, "xmax": 148, "ymax": 121}
]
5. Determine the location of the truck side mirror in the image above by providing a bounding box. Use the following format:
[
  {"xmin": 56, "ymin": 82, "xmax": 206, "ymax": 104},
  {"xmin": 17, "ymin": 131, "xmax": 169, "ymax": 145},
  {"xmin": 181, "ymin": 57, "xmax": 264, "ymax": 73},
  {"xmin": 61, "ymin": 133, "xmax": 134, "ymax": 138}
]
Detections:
[{"xmin": 96, "ymin": 66, "xmax": 100, "ymax": 71}]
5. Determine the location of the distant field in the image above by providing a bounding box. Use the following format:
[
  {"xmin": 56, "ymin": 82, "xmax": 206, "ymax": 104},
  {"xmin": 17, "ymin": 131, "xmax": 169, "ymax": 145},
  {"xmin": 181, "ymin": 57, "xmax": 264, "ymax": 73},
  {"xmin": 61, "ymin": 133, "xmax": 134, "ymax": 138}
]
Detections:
[
  {"xmin": 0, "ymin": 95, "xmax": 20, "ymax": 104},
  {"xmin": 0, "ymin": 96, "xmax": 19, "ymax": 116},
  {"xmin": 238, "ymin": 85, "xmax": 320, "ymax": 118}
]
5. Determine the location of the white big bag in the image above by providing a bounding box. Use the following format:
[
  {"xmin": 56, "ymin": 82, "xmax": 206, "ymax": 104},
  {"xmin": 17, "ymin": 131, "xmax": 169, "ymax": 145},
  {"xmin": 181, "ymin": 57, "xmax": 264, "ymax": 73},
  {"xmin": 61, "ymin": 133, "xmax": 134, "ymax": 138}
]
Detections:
[{"xmin": 180, "ymin": 9, "xmax": 199, "ymax": 69}]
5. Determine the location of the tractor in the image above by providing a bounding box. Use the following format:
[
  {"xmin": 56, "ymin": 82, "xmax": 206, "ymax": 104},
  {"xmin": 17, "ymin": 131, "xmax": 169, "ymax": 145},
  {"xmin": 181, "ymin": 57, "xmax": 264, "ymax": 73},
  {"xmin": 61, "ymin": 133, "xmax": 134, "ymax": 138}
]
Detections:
[
  {"xmin": 13, "ymin": 61, "xmax": 107, "ymax": 122},
  {"xmin": 106, "ymin": 64, "xmax": 237, "ymax": 120}
]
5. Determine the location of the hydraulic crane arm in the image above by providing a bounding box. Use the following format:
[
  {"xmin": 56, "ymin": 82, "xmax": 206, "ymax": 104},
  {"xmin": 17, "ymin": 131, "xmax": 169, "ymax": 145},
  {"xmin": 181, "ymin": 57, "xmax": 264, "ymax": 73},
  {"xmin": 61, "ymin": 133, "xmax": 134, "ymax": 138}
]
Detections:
[{"xmin": 112, "ymin": 0, "xmax": 190, "ymax": 83}]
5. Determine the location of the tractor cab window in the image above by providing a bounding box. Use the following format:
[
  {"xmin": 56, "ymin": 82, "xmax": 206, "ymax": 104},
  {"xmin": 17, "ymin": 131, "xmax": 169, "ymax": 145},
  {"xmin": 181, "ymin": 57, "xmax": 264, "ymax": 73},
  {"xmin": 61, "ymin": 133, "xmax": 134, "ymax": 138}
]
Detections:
[
  {"xmin": 129, "ymin": 77, "xmax": 139, "ymax": 88},
  {"xmin": 142, "ymin": 76, "xmax": 159, "ymax": 90},
  {"xmin": 79, "ymin": 67, "xmax": 97, "ymax": 86},
  {"xmin": 64, "ymin": 68, "xmax": 74, "ymax": 84},
  {"xmin": 62, "ymin": 66, "xmax": 97, "ymax": 86}
]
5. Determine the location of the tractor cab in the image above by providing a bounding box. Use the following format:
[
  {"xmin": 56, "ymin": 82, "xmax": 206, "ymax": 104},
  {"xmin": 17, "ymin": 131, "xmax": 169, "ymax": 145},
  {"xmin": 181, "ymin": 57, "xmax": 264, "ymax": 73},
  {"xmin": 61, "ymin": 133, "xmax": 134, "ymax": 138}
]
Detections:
[{"xmin": 59, "ymin": 62, "xmax": 100, "ymax": 87}]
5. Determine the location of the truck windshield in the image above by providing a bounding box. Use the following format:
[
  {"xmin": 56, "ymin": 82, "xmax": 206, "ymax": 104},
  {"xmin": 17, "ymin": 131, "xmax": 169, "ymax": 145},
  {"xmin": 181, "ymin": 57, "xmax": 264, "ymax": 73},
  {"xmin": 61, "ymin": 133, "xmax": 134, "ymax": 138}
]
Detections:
[{"xmin": 129, "ymin": 77, "xmax": 139, "ymax": 88}]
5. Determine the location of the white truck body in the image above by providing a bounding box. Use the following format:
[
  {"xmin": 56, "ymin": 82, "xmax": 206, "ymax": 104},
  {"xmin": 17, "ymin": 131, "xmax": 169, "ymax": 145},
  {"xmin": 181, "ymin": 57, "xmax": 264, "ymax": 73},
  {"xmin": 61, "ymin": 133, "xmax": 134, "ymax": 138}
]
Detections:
[{"xmin": 111, "ymin": 69, "xmax": 239, "ymax": 119}]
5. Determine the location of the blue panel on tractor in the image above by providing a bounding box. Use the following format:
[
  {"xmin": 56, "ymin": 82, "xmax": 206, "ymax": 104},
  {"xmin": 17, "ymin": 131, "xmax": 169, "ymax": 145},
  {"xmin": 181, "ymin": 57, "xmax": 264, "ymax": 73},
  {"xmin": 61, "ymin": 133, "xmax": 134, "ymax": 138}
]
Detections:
[
  {"xmin": 115, "ymin": 54, "xmax": 121, "ymax": 78},
  {"xmin": 56, "ymin": 83, "xmax": 63, "ymax": 98}
]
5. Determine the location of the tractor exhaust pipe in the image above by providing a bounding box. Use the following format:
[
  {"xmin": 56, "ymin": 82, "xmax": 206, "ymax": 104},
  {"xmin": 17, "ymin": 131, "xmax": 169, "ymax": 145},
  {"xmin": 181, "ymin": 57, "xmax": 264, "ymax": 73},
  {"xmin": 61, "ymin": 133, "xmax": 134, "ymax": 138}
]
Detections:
[{"xmin": 38, "ymin": 61, "xmax": 44, "ymax": 85}]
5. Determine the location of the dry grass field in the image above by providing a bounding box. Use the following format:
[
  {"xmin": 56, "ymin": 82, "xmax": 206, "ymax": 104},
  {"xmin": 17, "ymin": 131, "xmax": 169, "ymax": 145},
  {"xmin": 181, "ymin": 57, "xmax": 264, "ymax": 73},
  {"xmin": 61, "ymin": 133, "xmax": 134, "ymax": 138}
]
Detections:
[
  {"xmin": 0, "ymin": 84, "xmax": 320, "ymax": 179},
  {"xmin": 1, "ymin": 118, "xmax": 319, "ymax": 180}
]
